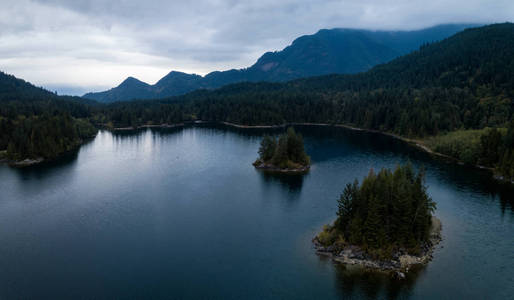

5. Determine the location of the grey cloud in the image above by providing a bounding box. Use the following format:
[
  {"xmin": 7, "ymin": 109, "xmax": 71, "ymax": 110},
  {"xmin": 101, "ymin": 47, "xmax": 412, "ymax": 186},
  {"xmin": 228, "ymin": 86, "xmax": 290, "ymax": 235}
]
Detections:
[{"xmin": 0, "ymin": 0, "xmax": 513, "ymax": 95}]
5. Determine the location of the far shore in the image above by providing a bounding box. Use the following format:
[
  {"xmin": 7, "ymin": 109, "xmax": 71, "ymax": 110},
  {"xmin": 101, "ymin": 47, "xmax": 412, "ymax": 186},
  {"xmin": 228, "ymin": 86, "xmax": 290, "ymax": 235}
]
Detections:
[
  {"xmin": 88, "ymin": 120, "xmax": 514, "ymax": 184},
  {"xmin": 6, "ymin": 120, "xmax": 511, "ymax": 184},
  {"xmin": 108, "ymin": 123, "xmax": 186, "ymax": 131},
  {"xmin": 224, "ymin": 121, "xmax": 480, "ymax": 164},
  {"xmin": 217, "ymin": 121, "xmax": 512, "ymax": 183}
]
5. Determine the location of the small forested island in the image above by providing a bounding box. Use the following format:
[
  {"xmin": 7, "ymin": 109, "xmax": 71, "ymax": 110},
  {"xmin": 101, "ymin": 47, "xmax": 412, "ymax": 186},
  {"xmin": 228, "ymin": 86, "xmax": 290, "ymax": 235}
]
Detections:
[
  {"xmin": 253, "ymin": 127, "xmax": 310, "ymax": 173},
  {"xmin": 313, "ymin": 164, "xmax": 441, "ymax": 277}
]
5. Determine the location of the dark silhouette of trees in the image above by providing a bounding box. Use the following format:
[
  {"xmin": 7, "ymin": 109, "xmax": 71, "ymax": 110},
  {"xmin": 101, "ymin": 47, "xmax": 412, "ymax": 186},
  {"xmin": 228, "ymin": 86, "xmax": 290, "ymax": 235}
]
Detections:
[
  {"xmin": 254, "ymin": 127, "xmax": 310, "ymax": 169},
  {"xmin": 1, "ymin": 24, "xmax": 513, "ymax": 169},
  {"xmin": 328, "ymin": 164, "xmax": 436, "ymax": 258},
  {"xmin": 0, "ymin": 71, "xmax": 98, "ymax": 161}
]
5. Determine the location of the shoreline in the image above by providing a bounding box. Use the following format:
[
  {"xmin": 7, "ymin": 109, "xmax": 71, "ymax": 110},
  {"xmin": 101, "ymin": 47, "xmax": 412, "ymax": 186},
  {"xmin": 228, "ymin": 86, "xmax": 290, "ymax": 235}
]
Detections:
[
  {"xmin": 253, "ymin": 161, "xmax": 310, "ymax": 173},
  {"xmin": 218, "ymin": 121, "xmax": 511, "ymax": 184},
  {"xmin": 313, "ymin": 217, "xmax": 442, "ymax": 277},
  {"xmin": 1, "ymin": 133, "xmax": 98, "ymax": 167},
  {"xmin": 109, "ymin": 123, "xmax": 186, "ymax": 131},
  {"xmin": 221, "ymin": 121, "xmax": 286, "ymax": 129},
  {"xmin": 104, "ymin": 120, "xmax": 511, "ymax": 184},
  {"xmin": 7, "ymin": 120, "xmax": 510, "ymax": 183}
]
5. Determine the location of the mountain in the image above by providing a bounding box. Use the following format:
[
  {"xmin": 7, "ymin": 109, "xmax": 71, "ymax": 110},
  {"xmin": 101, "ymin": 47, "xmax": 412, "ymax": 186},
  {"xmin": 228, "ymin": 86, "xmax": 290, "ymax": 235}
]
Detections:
[
  {"xmin": 84, "ymin": 24, "xmax": 478, "ymax": 102},
  {"xmin": 104, "ymin": 23, "xmax": 514, "ymax": 132},
  {"xmin": 82, "ymin": 76, "xmax": 153, "ymax": 103},
  {"xmin": 100, "ymin": 23, "xmax": 514, "ymax": 178}
]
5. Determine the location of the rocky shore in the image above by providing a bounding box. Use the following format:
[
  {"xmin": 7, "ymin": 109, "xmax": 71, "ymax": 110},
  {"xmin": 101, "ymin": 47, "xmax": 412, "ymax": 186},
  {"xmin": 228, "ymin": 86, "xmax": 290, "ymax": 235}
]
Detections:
[
  {"xmin": 253, "ymin": 161, "xmax": 310, "ymax": 173},
  {"xmin": 11, "ymin": 158, "xmax": 45, "ymax": 167},
  {"xmin": 313, "ymin": 217, "xmax": 442, "ymax": 278}
]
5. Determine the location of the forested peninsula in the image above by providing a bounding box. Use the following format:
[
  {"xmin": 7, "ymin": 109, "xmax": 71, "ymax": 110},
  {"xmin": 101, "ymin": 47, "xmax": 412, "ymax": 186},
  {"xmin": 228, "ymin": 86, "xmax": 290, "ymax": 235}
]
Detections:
[
  {"xmin": 313, "ymin": 164, "xmax": 441, "ymax": 276},
  {"xmin": 0, "ymin": 24, "xmax": 513, "ymax": 176},
  {"xmin": 0, "ymin": 73, "xmax": 98, "ymax": 165}
]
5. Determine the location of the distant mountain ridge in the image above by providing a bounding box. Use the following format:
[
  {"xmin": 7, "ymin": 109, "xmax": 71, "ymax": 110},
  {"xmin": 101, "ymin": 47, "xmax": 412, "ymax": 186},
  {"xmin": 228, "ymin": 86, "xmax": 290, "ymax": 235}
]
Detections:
[{"xmin": 83, "ymin": 24, "xmax": 479, "ymax": 103}]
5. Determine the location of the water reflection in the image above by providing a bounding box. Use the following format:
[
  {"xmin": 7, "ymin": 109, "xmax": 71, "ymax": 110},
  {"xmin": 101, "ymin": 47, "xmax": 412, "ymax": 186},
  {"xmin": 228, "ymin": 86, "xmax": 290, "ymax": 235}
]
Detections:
[
  {"xmin": 298, "ymin": 125, "xmax": 514, "ymax": 214},
  {"xmin": 11, "ymin": 140, "xmax": 86, "ymax": 180},
  {"xmin": 111, "ymin": 129, "xmax": 146, "ymax": 147},
  {"xmin": 257, "ymin": 170, "xmax": 305, "ymax": 193},
  {"xmin": 12, "ymin": 124, "xmax": 513, "ymax": 216},
  {"xmin": 489, "ymin": 182, "xmax": 514, "ymax": 215},
  {"xmin": 0, "ymin": 124, "xmax": 512, "ymax": 299},
  {"xmin": 334, "ymin": 262, "xmax": 426, "ymax": 300}
]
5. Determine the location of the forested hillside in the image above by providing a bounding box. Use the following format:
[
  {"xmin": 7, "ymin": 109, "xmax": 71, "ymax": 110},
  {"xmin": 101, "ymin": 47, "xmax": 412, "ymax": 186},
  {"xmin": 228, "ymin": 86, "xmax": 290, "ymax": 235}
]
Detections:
[
  {"xmin": 1, "ymin": 24, "xmax": 512, "ymax": 177},
  {"xmin": 0, "ymin": 72, "xmax": 97, "ymax": 161},
  {"xmin": 95, "ymin": 23, "xmax": 514, "ymax": 178}
]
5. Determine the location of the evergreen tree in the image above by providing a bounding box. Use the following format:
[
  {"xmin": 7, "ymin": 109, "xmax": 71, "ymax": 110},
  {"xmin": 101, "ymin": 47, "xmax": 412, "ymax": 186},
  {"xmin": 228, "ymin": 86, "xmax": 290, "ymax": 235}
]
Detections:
[
  {"xmin": 327, "ymin": 164, "xmax": 436, "ymax": 256},
  {"xmin": 258, "ymin": 135, "xmax": 276, "ymax": 161},
  {"xmin": 336, "ymin": 181, "xmax": 357, "ymax": 231},
  {"xmin": 272, "ymin": 134, "xmax": 289, "ymax": 168}
]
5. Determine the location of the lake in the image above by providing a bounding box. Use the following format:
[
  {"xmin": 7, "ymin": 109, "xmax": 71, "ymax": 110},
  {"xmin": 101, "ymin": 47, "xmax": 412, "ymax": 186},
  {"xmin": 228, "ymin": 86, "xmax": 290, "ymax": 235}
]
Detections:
[{"xmin": 0, "ymin": 125, "xmax": 512, "ymax": 299}]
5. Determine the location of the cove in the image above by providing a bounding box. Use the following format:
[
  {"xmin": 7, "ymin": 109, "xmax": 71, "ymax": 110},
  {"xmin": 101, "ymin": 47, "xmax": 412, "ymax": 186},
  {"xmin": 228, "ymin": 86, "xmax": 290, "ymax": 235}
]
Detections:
[{"xmin": 0, "ymin": 125, "xmax": 512, "ymax": 299}]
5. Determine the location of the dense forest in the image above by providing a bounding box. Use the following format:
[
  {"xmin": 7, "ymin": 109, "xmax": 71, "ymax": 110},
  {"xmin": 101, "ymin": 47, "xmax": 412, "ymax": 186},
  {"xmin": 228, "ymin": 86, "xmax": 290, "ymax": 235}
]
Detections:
[
  {"xmin": 425, "ymin": 123, "xmax": 514, "ymax": 179},
  {"xmin": 0, "ymin": 72, "xmax": 97, "ymax": 161},
  {"xmin": 0, "ymin": 24, "xmax": 512, "ymax": 176},
  {"xmin": 253, "ymin": 127, "xmax": 310, "ymax": 170},
  {"xmin": 316, "ymin": 164, "xmax": 436, "ymax": 259},
  {"xmin": 92, "ymin": 24, "xmax": 513, "ymax": 178}
]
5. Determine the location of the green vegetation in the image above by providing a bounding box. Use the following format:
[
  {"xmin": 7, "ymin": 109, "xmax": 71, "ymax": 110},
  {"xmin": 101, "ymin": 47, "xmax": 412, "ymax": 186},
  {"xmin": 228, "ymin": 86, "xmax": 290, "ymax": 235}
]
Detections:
[
  {"xmin": 425, "ymin": 122, "xmax": 514, "ymax": 180},
  {"xmin": 4, "ymin": 115, "xmax": 96, "ymax": 161},
  {"xmin": 97, "ymin": 24, "xmax": 514, "ymax": 133},
  {"xmin": 317, "ymin": 164, "xmax": 436, "ymax": 259},
  {"xmin": 253, "ymin": 127, "xmax": 310, "ymax": 170},
  {"xmin": 425, "ymin": 129, "xmax": 488, "ymax": 164},
  {"xmin": 0, "ymin": 24, "xmax": 513, "ymax": 171},
  {"xmin": 92, "ymin": 24, "xmax": 514, "ymax": 178},
  {"xmin": 0, "ymin": 71, "xmax": 97, "ymax": 162}
]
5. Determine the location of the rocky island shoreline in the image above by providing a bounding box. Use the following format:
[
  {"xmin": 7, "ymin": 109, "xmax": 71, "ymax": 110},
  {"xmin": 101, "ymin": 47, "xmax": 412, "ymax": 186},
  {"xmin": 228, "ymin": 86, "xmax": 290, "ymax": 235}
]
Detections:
[
  {"xmin": 253, "ymin": 161, "xmax": 310, "ymax": 173},
  {"xmin": 313, "ymin": 164, "xmax": 440, "ymax": 279},
  {"xmin": 313, "ymin": 216, "xmax": 442, "ymax": 278}
]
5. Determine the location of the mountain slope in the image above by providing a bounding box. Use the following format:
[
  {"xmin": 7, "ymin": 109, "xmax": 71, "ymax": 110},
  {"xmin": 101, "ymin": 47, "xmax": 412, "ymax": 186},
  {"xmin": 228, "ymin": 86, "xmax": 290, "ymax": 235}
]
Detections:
[
  {"xmin": 84, "ymin": 24, "xmax": 477, "ymax": 102},
  {"xmin": 83, "ymin": 76, "xmax": 154, "ymax": 103},
  {"xmin": 100, "ymin": 23, "xmax": 514, "ymax": 178},
  {"xmin": 0, "ymin": 71, "xmax": 58, "ymax": 102},
  {"xmin": 104, "ymin": 23, "xmax": 514, "ymax": 131}
]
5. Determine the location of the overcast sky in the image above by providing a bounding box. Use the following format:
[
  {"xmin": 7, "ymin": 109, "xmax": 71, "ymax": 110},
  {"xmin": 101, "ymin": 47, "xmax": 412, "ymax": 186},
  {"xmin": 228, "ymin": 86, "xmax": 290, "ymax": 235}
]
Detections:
[{"xmin": 0, "ymin": 0, "xmax": 512, "ymax": 95}]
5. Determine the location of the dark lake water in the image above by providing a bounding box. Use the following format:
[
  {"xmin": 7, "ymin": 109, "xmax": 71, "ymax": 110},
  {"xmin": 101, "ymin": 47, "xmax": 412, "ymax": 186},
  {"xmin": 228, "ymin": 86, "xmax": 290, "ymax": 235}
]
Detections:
[{"xmin": 0, "ymin": 125, "xmax": 512, "ymax": 299}]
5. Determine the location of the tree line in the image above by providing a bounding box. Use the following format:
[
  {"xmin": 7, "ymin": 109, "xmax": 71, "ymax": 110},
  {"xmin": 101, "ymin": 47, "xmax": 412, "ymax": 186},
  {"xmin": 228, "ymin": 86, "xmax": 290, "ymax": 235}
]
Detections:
[
  {"xmin": 0, "ymin": 71, "xmax": 97, "ymax": 160},
  {"xmin": 0, "ymin": 24, "xmax": 512, "ymax": 170}
]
